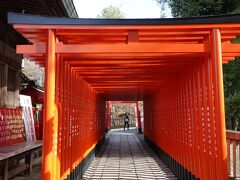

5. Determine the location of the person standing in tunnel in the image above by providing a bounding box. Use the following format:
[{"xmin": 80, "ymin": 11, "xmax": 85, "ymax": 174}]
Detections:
[{"xmin": 124, "ymin": 113, "xmax": 130, "ymax": 131}]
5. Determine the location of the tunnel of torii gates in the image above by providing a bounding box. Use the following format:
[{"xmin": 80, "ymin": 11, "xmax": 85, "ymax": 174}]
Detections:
[{"xmin": 8, "ymin": 13, "xmax": 240, "ymax": 180}]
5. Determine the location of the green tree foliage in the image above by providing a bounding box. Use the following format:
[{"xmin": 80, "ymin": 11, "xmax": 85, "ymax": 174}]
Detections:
[
  {"xmin": 156, "ymin": 0, "xmax": 240, "ymax": 130},
  {"xmin": 97, "ymin": 5, "xmax": 124, "ymax": 19},
  {"xmin": 224, "ymin": 58, "xmax": 240, "ymax": 130},
  {"xmin": 223, "ymin": 37, "xmax": 240, "ymax": 130},
  {"xmin": 156, "ymin": 0, "xmax": 240, "ymax": 17}
]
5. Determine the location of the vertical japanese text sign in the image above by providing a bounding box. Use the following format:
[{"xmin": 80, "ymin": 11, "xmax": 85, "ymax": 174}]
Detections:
[{"xmin": 20, "ymin": 95, "xmax": 36, "ymax": 141}]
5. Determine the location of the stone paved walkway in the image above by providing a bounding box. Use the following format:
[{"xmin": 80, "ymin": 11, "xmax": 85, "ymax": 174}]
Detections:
[{"xmin": 83, "ymin": 129, "xmax": 177, "ymax": 180}]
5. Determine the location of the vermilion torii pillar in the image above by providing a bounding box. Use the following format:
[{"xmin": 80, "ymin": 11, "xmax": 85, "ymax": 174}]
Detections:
[
  {"xmin": 136, "ymin": 101, "xmax": 142, "ymax": 133},
  {"xmin": 41, "ymin": 29, "xmax": 59, "ymax": 180},
  {"xmin": 211, "ymin": 28, "xmax": 227, "ymax": 180},
  {"xmin": 105, "ymin": 101, "xmax": 111, "ymax": 131}
]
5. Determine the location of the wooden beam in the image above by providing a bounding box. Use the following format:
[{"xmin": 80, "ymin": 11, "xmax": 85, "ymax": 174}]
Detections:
[
  {"xmin": 222, "ymin": 41, "xmax": 240, "ymax": 53},
  {"xmin": 17, "ymin": 43, "xmax": 205, "ymax": 54},
  {"xmin": 17, "ymin": 42, "xmax": 240, "ymax": 55},
  {"xmin": 58, "ymin": 43, "xmax": 205, "ymax": 53},
  {"xmin": 17, "ymin": 43, "xmax": 45, "ymax": 54}
]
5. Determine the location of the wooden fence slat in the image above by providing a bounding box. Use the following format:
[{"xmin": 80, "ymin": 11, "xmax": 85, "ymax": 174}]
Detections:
[
  {"xmin": 227, "ymin": 138, "xmax": 231, "ymax": 175},
  {"xmin": 226, "ymin": 130, "xmax": 240, "ymax": 179},
  {"xmin": 233, "ymin": 140, "xmax": 236, "ymax": 177},
  {"xmin": 236, "ymin": 142, "xmax": 240, "ymax": 178}
]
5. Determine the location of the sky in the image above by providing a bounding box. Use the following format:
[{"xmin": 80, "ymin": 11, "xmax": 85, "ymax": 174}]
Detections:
[{"xmin": 73, "ymin": 0, "xmax": 172, "ymax": 19}]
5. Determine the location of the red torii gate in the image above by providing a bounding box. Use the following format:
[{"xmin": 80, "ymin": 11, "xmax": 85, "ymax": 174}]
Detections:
[
  {"xmin": 8, "ymin": 13, "xmax": 240, "ymax": 180},
  {"xmin": 106, "ymin": 101, "xmax": 142, "ymax": 132}
]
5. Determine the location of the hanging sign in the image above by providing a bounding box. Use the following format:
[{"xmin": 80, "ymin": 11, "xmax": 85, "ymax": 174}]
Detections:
[{"xmin": 20, "ymin": 95, "xmax": 36, "ymax": 141}]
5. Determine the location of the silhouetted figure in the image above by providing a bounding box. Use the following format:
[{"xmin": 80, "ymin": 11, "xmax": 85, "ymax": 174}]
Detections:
[{"xmin": 124, "ymin": 114, "xmax": 129, "ymax": 131}]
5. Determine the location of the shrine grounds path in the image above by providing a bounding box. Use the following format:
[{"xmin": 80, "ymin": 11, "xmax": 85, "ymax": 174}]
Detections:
[{"xmin": 83, "ymin": 128, "xmax": 176, "ymax": 180}]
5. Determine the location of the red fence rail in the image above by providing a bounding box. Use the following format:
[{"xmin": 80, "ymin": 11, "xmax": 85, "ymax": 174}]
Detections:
[{"xmin": 227, "ymin": 130, "xmax": 240, "ymax": 179}]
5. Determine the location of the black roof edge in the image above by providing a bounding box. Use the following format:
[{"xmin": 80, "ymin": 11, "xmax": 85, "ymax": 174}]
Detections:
[
  {"xmin": 8, "ymin": 12, "xmax": 240, "ymax": 26},
  {"xmin": 19, "ymin": 71, "xmax": 44, "ymax": 90}
]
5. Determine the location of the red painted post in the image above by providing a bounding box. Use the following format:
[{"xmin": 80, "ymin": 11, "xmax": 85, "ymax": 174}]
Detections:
[
  {"xmin": 58, "ymin": 57, "xmax": 64, "ymax": 178},
  {"xmin": 106, "ymin": 101, "xmax": 111, "ymax": 131},
  {"xmin": 191, "ymin": 64, "xmax": 201, "ymax": 178},
  {"xmin": 201, "ymin": 60, "xmax": 211, "ymax": 180},
  {"xmin": 211, "ymin": 28, "xmax": 228, "ymax": 180},
  {"xmin": 55, "ymin": 54, "xmax": 61, "ymax": 179},
  {"xmin": 185, "ymin": 73, "xmax": 191, "ymax": 173},
  {"xmin": 205, "ymin": 54, "xmax": 217, "ymax": 179},
  {"xmin": 41, "ymin": 29, "xmax": 58, "ymax": 180},
  {"xmin": 136, "ymin": 101, "xmax": 142, "ymax": 133},
  {"xmin": 62, "ymin": 61, "xmax": 68, "ymax": 178},
  {"xmin": 185, "ymin": 71, "xmax": 195, "ymax": 175},
  {"xmin": 196, "ymin": 61, "xmax": 207, "ymax": 179}
]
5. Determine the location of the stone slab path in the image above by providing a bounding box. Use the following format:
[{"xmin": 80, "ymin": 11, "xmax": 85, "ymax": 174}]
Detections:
[{"xmin": 83, "ymin": 129, "xmax": 177, "ymax": 180}]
